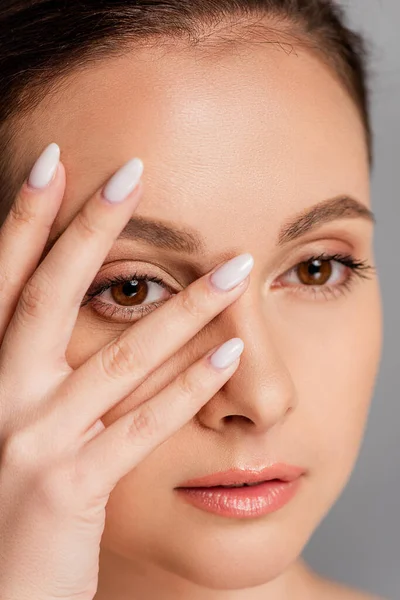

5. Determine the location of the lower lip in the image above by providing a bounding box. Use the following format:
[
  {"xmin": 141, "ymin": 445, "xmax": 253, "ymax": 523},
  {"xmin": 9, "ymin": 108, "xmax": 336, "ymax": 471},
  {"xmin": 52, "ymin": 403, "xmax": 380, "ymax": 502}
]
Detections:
[{"xmin": 175, "ymin": 477, "xmax": 302, "ymax": 519}]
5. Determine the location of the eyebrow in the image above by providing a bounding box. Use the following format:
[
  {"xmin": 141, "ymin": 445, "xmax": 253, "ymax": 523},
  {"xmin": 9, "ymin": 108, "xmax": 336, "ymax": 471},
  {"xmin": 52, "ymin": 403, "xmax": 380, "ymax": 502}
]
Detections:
[
  {"xmin": 277, "ymin": 195, "xmax": 375, "ymax": 245},
  {"xmin": 41, "ymin": 195, "xmax": 375, "ymax": 260}
]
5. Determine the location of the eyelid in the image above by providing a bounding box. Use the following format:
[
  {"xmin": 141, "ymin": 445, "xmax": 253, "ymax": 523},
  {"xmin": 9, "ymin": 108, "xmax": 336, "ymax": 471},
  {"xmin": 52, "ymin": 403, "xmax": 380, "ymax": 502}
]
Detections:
[
  {"xmin": 269, "ymin": 239, "xmax": 356, "ymax": 279},
  {"xmin": 86, "ymin": 260, "xmax": 182, "ymax": 297}
]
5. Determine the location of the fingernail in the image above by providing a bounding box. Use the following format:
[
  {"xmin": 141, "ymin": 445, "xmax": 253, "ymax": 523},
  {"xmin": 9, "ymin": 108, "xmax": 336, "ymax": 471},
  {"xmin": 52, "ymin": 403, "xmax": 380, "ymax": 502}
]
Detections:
[
  {"xmin": 210, "ymin": 338, "xmax": 244, "ymax": 369},
  {"xmin": 210, "ymin": 253, "xmax": 254, "ymax": 291},
  {"xmin": 102, "ymin": 158, "xmax": 144, "ymax": 204},
  {"xmin": 28, "ymin": 143, "xmax": 60, "ymax": 189}
]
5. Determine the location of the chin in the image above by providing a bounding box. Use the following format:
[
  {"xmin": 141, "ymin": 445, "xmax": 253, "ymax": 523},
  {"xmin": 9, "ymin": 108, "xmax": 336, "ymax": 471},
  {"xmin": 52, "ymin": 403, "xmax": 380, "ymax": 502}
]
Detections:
[
  {"xmin": 152, "ymin": 519, "xmax": 310, "ymax": 591},
  {"xmin": 163, "ymin": 554, "xmax": 291, "ymax": 590}
]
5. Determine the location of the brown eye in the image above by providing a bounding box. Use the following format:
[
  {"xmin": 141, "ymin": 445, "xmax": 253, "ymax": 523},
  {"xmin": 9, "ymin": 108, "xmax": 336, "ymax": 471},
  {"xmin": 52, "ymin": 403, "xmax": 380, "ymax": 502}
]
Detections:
[
  {"xmin": 110, "ymin": 279, "xmax": 149, "ymax": 306},
  {"xmin": 274, "ymin": 253, "xmax": 373, "ymax": 302},
  {"xmin": 296, "ymin": 259, "xmax": 333, "ymax": 286},
  {"xmin": 83, "ymin": 271, "xmax": 174, "ymax": 322},
  {"xmin": 99, "ymin": 276, "xmax": 171, "ymax": 311}
]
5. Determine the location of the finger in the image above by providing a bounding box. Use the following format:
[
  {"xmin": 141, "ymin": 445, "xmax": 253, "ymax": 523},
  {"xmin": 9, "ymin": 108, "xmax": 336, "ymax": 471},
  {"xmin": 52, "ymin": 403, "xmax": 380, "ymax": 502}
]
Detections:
[
  {"xmin": 1, "ymin": 157, "xmax": 144, "ymax": 377},
  {"xmin": 0, "ymin": 143, "xmax": 65, "ymax": 342},
  {"xmin": 78, "ymin": 338, "xmax": 244, "ymax": 494},
  {"xmin": 53, "ymin": 254, "xmax": 253, "ymax": 439}
]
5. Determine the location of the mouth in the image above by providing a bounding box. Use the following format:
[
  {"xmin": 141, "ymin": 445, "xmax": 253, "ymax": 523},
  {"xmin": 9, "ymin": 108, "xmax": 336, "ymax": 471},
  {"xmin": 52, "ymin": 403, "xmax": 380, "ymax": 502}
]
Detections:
[
  {"xmin": 202, "ymin": 478, "xmax": 280, "ymax": 488},
  {"xmin": 176, "ymin": 463, "xmax": 304, "ymax": 488},
  {"xmin": 174, "ymin": 465, "xmax": 305, "ymax": 519}
]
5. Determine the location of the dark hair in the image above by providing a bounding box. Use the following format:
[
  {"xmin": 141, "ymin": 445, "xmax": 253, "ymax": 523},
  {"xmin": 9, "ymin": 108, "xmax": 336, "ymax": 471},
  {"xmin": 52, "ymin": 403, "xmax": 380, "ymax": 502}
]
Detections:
[{"xmin": 0, "ymin": 0, "xmax": 372, "ymax": 226}]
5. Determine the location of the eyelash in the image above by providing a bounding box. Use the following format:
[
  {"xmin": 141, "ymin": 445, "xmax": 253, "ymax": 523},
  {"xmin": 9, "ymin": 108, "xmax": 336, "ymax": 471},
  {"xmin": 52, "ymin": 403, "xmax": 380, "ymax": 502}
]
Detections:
[{"xmin": 81, "ymin": 252, "xmax": 375, "ymax": 322}]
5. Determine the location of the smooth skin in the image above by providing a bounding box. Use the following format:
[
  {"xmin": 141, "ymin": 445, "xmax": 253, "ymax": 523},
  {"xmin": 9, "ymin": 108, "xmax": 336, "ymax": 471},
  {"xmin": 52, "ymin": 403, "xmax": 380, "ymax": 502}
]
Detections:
[{"xmin": 0, "ymin": 28, "xmax": 385, "ymax": 600}]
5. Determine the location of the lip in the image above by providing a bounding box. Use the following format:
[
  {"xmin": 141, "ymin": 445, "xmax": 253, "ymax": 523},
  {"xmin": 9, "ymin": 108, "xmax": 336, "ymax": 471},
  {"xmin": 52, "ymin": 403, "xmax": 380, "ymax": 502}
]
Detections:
[
  {"xmin": 175, "ymin": 464, "xmax": 305, "ymax": 519},
  {"xmin": 176, "ymin": 463, "xmax": 305, "ymax": 488}
]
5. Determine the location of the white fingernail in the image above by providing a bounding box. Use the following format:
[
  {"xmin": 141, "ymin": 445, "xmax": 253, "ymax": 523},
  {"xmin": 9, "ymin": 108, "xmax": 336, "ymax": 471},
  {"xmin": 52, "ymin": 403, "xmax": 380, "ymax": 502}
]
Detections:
[
  {"xmin": 102, "ymin": 158, "xmax": 144, "ymax": 204},
  {"xmin": 210, "ymin": 338, "xmax": 244, "ymax": 370},
  {"xmin": 28, "ymin": 143, "xmax": 60, "ymax": 189},
  {"xmin": 210, "ymin": 253, "xmax": 254, "ymax": 291}
]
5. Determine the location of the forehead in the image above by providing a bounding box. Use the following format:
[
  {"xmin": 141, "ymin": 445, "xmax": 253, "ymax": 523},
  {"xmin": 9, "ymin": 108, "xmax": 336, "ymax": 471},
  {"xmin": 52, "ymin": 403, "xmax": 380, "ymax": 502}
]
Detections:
[{"xmin": 20, "ymin": 42, "xmax": 370, "ymax": 253}]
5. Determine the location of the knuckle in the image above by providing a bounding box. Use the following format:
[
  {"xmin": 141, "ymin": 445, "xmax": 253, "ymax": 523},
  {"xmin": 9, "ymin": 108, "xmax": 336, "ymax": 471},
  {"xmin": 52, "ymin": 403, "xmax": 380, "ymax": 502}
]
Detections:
[
  {"xmin": 177, "ymin": 367, "xmax": 203, "ymax": 399},
  {"xmin": 100, "ymin": 336, "xmax": 145, "ymax": 379},
  {"xmin": 177, "ymin": 284, "xmax": 206, "ymax": 320},
  {"xmin": 1, "ymin": 433, "xmax": 79, "ymax": 515},
  {"xmin": 126, "ymin": 404, "xmax": 159, "ymax": 439},
  {"xmin": 75, "ymin": 205, "xmax": 101, "ymax": 240},
  {"xmin": 8, "ymin": 195, "xmax": 37, "ymax": 228},
  {"xmin": 0, "ymin": 268, "xmax": 20, "ymax": 301},
  {"xmin": 1, "ymin": 429, "xmax": 41, "ymax": 472},
  {"xmin": 0, "ymin": 429, "xmax": 79, "ymax": 515},
  {"xmin": 18, "ymin": 271, "xmax": 56, "ymax": 320}
]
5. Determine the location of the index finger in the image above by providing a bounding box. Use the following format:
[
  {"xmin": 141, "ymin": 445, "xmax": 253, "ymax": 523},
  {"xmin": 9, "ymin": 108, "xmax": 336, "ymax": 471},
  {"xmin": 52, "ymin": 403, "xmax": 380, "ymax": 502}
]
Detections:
[
  {"xmin": 1, "ymin": 156, "xmax": 144, "ymax": 378},
  {"xmin": 0, "ymin": 143, "xmax": 65, "ymax": 340}
]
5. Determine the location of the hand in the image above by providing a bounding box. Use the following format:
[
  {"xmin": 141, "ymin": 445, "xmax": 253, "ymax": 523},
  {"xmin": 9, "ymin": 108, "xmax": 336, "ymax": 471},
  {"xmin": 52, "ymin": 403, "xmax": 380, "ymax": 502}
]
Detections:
[{"xmin": 0, "ymin": 143, "xmax": 253, "ymax": 600}]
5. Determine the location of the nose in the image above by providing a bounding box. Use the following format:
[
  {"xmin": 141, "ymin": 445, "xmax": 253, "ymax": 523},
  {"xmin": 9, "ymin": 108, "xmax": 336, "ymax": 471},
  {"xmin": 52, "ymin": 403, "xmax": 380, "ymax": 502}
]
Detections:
[{"xmin": 196, "ymin": 287, "xmax": 297, "ymax": 435}]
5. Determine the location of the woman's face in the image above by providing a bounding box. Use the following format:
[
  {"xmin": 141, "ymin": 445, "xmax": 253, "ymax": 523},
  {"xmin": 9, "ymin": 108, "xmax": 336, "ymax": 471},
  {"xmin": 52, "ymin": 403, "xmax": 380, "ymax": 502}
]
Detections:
[{"xmin": 17, "ymin": 38, "xmax": 382, "ymax": 591}]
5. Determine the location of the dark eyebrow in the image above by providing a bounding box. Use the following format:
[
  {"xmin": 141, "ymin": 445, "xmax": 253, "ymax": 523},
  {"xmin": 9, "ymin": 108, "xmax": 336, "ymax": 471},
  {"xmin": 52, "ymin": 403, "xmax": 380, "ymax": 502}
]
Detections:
[
  {"xmin": 40, "ymin": 213, "xmax": 205, "ymax": 260},
  {"xmin": 114, "ymin": 215, "xmax": 205, "ymax": 253},
  {"xmin": 41, "ymin": 195, "xmax": 374, "ymax": 261},
  {"xmin": 278, "ymin": 195, "xmax": 375, "ymax": 245}
]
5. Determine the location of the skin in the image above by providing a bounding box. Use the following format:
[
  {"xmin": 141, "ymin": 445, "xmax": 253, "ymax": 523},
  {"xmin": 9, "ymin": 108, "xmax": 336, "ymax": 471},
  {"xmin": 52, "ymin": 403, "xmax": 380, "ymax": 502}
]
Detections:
[{"xmin": 11, "ymin": 30, "xmax": 383, "ymax": 600}]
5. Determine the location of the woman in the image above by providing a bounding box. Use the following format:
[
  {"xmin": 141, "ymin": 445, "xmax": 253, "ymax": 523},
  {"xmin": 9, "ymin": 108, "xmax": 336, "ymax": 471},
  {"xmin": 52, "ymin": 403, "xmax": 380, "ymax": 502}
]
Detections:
[{"xmin": 0, "ymin": 1, "xmax": 386, "ymax": 599}]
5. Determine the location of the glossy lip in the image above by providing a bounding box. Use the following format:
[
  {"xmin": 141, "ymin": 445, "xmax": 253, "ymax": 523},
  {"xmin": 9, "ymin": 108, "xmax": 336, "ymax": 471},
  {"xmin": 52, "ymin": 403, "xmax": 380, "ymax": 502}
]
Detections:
[{"xmin": 176, "ymin": 463, "xmax": 305, "ymax": 488}]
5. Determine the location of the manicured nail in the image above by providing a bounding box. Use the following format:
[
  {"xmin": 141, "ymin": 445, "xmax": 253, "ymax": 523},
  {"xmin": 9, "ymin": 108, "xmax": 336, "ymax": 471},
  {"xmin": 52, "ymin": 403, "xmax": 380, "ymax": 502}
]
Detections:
[
  {"xmin": 28, "ymin": 143, "xmax": 60, "ymax": 189},
  {"xmin": 210, "ymin": 253, "xmax": 254, "ymax": 291},
  {"xmin": 102, "ymin": 158, "xmax": 144, "ymax": 204},
  {"xmin": 210, "ymin": 338, "xmax": 244, "ymax": 369}
]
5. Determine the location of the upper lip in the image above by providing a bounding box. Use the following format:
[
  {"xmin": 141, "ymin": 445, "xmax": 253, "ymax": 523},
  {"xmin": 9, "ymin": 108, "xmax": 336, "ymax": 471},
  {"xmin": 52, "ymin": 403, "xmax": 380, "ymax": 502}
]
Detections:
[{"xmin": 177, "ymin": 463, "xmax": 305, "ymax": 488}]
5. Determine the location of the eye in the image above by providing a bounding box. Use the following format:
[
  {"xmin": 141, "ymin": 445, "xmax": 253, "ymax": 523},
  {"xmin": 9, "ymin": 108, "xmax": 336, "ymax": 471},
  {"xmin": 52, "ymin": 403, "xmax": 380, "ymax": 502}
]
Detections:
[
  {"xmin": 284, "ymin": 257, "xmax": 343, "ymax": 286},
  {"xmin": 81, "ymin": 271, "xmax": 175, "ymax": 321},
  {"xmin": 275, "ymin": 253, "xmax": 374, "ymax": 301}
]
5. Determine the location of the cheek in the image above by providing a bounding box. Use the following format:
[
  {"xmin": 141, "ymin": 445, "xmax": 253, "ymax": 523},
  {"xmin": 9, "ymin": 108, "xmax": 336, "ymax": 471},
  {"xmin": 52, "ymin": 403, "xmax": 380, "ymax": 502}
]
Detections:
[
  {"xmin": 65, "ymin": 313, "xmax": 120, "ymax": 368},
  {"xmin": 100, "ymin": 426, "xmax": 193, "ymax": 560},
  {"xmin": 288, "ymin": 282, "xmax": 383, "ymax": 475}
]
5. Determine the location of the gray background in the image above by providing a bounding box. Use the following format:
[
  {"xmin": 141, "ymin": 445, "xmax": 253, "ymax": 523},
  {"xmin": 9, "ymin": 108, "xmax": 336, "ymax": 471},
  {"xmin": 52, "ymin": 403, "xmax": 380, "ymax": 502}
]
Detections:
[{"xmin": 302, "ymin": 2, "xmax": 399, "ymax": 598}]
